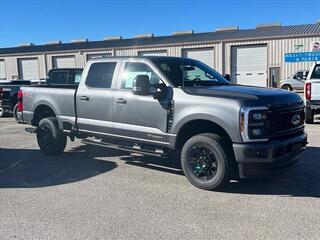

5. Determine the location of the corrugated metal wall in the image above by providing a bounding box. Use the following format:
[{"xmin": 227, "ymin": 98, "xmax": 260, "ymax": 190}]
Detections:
[
  {"xmin": 0, "ymin": 36, "xmax": 319, "ymax": 81},
  {"xmin": 224, "ymin": 36, "xmax": 320, "ymax": 79}
]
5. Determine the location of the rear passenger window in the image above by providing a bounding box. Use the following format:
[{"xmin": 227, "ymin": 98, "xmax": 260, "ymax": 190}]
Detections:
[
  {"xmin": 311, "ymin": 65, "xmax": 320, "ymax": 79},
  {"xmin": 86, "ymin": 62, "xmax": 117, "ymax": 88}
]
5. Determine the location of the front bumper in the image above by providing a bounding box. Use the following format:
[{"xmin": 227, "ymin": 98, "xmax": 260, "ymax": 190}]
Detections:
[{"xmin": 233, "ymin": 133, "xmax": 307, "ymax": 178}]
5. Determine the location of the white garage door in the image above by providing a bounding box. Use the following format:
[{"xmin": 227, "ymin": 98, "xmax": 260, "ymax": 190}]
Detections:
[
  {"xmin": 18, "ymin": 58, "xmax": 39, "ymax": 80},
  {"xmin": 183, "ymin": 48, "xmax": 214, "ymax": 68},
  {"xmin": 231, "ymin": 45, "xmax": 267, "ymax": 87},
  {"xmin": 139, "ymin": 51, "xmax": 167, "ymax": 56},
  {"xmin": 53, "ymin": 56, "xmax": 76, "ymax": 68},
  {"xmin": 0, "ymin": 60, "xmax": 6, "ymax": 80}
]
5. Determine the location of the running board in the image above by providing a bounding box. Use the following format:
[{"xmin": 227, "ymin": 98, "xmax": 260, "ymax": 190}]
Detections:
[{"xmin": 82, "ymin": 138, "xmax": 168, "ymax": 158}]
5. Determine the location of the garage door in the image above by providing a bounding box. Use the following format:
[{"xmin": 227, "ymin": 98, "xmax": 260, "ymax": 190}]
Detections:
[
  {"xmin": 18, "ymin": 58, "xmax": 39, "ymax": 80},
  {"xmin": 52, "ymin": 56, "xmax": 76, "ymax": 68},
  {"xmin": 231, "ymin": 45, "xmax": 267, "ymax": 87},
  {"xmin": 0, "ymin": 60, "xmax": 6, "ymax": 80},
  {"xmin": 182, "ymin": 48, "xmax": 214, "ymax": 68},
  {"xmin": 139, "ymin": 51, "xmax": 167, "ymax": 56}
]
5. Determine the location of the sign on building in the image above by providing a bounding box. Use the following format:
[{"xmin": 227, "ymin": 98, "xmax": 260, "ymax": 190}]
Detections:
[{"xmin": 285, "ymin": 52, "xmax": 320, "ymax": 62}]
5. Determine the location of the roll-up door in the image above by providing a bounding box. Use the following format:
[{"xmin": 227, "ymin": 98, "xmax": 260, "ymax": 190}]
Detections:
[
  {"xmin": 231, "ymin": 45, "xmax": 267, "ymax": 87},
  {"xmin": 0, "ymin": 60, "xmax": 6, "ymax": 80},
  {"xmin": 139, "ymin": 51, "xmax": 167, "ymax": 56},
  {"xmin": 52, "ymin": 56, "xmax": 76, "ymax": 68},
  {"xmin": 18, "ymin": 58, "xmax": 39, "ymax": 80},
  {"xmin": 182, "ymin": 48, "xmax": 214, "ymax": 68}
]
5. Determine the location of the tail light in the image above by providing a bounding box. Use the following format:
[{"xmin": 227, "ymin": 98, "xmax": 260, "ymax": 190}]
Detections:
[
  {"xmin": 0, "ymin": 88, "xmax": 3, "ymax": 100},
  {"xmin": 305, "ymin": 82, "xmax": 311, "ymax": 100},
  {"xmin": 17, "ymin": 90, "xmax": 23, "ymax": 112}
]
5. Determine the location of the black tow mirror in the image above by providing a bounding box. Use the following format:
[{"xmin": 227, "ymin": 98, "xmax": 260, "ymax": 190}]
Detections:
[{"xmin": 133, "ymin": 75, "xmax": 151, "ymax": 95}]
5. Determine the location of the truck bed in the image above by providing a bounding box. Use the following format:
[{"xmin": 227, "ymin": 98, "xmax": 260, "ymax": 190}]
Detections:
[{"xmin": 21, "ymin": 85, "xmax": 78, "ymax": 126}]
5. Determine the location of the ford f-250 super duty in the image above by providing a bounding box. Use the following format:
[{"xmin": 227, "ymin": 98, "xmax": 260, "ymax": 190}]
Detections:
[{"xmin": 19, "ymin": 56, "xmax": 307, "ymax": 190}]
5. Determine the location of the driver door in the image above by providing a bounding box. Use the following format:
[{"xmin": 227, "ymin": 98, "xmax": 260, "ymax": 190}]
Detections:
[{"xmin": 112, "ymin": 60, "xmax": 170, "ymax": 145}]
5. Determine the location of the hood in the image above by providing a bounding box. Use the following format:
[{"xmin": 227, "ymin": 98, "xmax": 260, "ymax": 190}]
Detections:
[{"xmin": 184, "ymin": 84, "xmax": 303, "ymax": 107}]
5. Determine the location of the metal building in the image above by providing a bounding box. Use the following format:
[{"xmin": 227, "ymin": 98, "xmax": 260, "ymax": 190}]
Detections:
[{"xmin": 0, "ymin": 22, "xmax": 320, "ymax": 87}]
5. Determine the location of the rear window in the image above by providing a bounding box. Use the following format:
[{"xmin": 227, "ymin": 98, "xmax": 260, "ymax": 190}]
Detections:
[
  {"xmin": 49, "ymin": 71, "xmax": 69, "ymax": 84},
  {"xmin": 86, "ymin": 62, "xmax": 117, "ymax": 88},
  {"xmin": 311, "ymin": 65, "xmax": 320, "ymax": 79}
]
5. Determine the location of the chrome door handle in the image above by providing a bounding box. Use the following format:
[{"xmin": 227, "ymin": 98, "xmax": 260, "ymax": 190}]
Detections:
[
  {"xmin": 116, "ymin": 98, "xmax": 127, "ymax": 104},
  {"xmin": 80, "ymin": 96, "xmax": 90, "ymax": 101}
]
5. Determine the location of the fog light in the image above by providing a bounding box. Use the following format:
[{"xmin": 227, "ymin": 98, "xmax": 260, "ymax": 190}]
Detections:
[{"xmin": 252, "ymin": 128, "xmax": 263, "ymax": 136}]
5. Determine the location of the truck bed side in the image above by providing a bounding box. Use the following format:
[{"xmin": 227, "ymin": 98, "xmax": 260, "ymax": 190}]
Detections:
[{"xmin": 22, "ymin": 85, "xmax": 78, "ymax": 128}]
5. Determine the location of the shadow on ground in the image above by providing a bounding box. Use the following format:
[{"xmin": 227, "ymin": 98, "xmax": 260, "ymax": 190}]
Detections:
[
  {"xmin": 1, "ymin": 143, "xmax": 320, "ymax": 198},
  {"xmin": 0, "ymin": 144, "xmax": 120, "ymax": 188}
]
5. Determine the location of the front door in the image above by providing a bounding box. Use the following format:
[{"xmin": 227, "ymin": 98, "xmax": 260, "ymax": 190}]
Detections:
[
  {"xmin": 76, "ymin": 60, "xmax": 119, "ymax": 134},
  {"xmin": 112, "ymin": 61, "xmax": 170, "ymax": 144}
]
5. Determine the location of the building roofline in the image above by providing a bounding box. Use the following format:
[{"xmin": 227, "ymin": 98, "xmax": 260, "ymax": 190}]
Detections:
[{"xmin": 0, "ymin": 23, "xmax": 320, "ymax": 56}]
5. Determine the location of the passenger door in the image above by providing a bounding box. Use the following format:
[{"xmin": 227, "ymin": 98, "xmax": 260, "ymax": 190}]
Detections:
[
  {"xmin": 112, "ymin": 61, "xmax": 170, "ymax": 145},
  {"xmin": 76, "ymin": 60, "xmax": 119, "ymax": 134}
]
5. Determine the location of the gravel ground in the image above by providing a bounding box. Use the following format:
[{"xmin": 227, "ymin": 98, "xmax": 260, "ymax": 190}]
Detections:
[{"xmin": 0, "ymin": 117, "xmax": 320, "ymax": 240}]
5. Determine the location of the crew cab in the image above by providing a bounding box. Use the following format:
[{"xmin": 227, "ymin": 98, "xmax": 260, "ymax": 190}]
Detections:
[
  {"xmin": 304, "ymin": 62, "xmax": 320, "ymax": 123},
  {"xmin": 19, "ymin": 57, "xmax": 307, "ymax": 190}
]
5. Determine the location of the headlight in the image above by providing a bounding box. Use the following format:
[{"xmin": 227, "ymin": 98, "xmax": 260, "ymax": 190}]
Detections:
[{"xmin": 240, "ymin": 106, "xmax": 271, "ymax": 142}]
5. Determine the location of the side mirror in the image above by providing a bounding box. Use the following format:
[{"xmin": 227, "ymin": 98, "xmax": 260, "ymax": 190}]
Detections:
[{"xmin": 133, "ymin": 75, "xmax": 151, "ymax": 96}]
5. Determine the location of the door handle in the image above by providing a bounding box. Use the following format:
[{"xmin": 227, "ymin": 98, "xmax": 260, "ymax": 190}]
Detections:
[
  {"xmin": 80, "ymin": 96, "xmax": 90, "ymax": 101},
  {"xmin": 116, "ymin": 98, "xmax": 127, "ymax": 104}
]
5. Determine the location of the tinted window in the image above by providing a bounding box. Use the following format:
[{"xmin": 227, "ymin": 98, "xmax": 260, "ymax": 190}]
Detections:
[
  {"xmin": 296, "ymin": 71, "xmax": 304, "ymax": 80},
  {"xmin": 86, "ymin": 62, "xmax": 117, "ymax": 88},
  {"xmin": 311, "ymin": 65, "xmax": 320, "ymax": 79},
  {"xmin": 121, "ymin": 62, "xmax": 161, "ymax": 89},
  {"xmin": 153, "ymin": 58, "xmax": 228, "ymax": 87},
  {"xmin": 49, "ymin": 71, "xmax": 69, "ymax": 84}
]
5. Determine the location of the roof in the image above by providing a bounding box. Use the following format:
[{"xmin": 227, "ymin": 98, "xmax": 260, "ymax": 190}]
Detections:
[{"xmin": 1, "ymin": 23, "xmax": 320, "ymax": 55}]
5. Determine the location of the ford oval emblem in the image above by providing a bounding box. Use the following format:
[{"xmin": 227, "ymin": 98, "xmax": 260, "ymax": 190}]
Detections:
[{"xmin": 291, "ymin": 114, "xmax": 301, "ymax": 126}]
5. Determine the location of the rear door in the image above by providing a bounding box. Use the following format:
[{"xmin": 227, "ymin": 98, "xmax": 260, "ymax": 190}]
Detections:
[{"xmin": 76, "ymin": 60, "xmax": 120, "ymax": 134}]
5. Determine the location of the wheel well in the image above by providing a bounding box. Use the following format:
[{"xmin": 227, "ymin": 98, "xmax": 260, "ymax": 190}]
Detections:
[
  {"xmin": 32, "ymin": 105, "xmax": 56, "ymax": 126},
  {"xmin": 282, "ymin": 84, "xmax": 292, "ymax": 90},
  {"xmin": 175, "ymin": 120, "xmax": 232, "ymax": 150}
]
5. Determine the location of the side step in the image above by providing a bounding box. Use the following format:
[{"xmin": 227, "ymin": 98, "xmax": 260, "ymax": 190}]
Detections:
[{"xmin": 82, "ymin": 137, "xmax": 169, "ymax": 158}]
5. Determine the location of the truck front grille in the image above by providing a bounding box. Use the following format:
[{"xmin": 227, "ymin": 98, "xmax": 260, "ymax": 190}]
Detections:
[{"xmin": 271, "ymin": 107, "xmax": 305, "ymax": 136}]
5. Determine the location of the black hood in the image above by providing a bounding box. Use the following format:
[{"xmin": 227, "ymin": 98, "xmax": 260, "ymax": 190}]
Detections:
[{"xmin": 184, "ymin": 85, "xmax": 303, "ymax": 107}]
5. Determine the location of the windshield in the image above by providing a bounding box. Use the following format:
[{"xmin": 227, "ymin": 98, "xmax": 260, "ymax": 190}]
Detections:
[{"xmin": 152, "ymin": 58, "xmax": 230, "ymax": 87}]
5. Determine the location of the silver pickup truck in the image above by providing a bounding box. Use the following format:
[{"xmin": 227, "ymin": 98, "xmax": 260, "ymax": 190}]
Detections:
[{"xmin": 19, "ymin": 56, "xmax": 307, "ymax": 190}]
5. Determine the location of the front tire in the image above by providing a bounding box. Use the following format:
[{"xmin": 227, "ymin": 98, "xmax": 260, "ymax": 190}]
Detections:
[
  {"xmin": 37, "ymin": 117, "xmax": 67, "ymax": 156},
  {"xmin": 305, "ymin": 108, "xmax": 314, "ymax": 124},
  {"xmin": 181, "ymin": 133, "xmax": 233, "ymax": 190}
]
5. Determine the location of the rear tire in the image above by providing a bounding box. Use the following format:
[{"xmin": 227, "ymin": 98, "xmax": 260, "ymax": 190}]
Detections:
[
  {"xmin": 305, "ymin": 108, "xmax": 314, "ymax": 124},
  {"xmin": 181, "ymin": 133, "xmax": 233, "ymax": 190},
  {"xmin": 282, "ymin": 85, "xmax": 292, "ymax": 91},
  {"xmin": 13, "ymin": 104, "xmax": 20, "ymax": 122},
  {"xmin": 37, "ymin": 117, "xmax": 67, "ymax": 156}
]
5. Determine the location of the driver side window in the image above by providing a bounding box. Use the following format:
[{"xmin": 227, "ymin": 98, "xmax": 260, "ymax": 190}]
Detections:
[{"xmin": 121, "ymin": 62, "xmax": 161, "ymax": 89}]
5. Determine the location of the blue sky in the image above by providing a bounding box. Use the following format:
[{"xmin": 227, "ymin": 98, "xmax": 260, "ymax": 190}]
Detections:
[{"xmin": 0, "ymin": 0, "xmax": 319, "ymax": 48}]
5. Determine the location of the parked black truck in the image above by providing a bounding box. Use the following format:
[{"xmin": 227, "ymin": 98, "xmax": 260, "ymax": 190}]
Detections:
[
  {"xmin": 0, "ymin": 68, "xmax": 82, "ymax": 121},
  {"xmin": 19, "ymin": 57, "xmax": 307, "ymax": 190}
]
